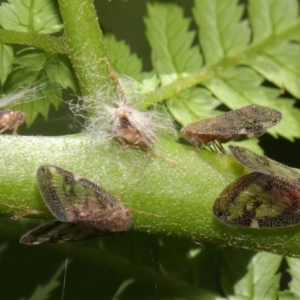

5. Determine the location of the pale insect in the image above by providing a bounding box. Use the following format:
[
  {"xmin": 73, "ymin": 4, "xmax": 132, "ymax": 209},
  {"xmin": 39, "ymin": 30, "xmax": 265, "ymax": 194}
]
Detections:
[
  {"xmin": 20, "ymin": 165, "xmax": 132, "ymax": 245},
  {"xmin": 181, "ymin": 105, "xmax": 282, "ymax": 153},
  {"xmin": 71, "ymin": 59, "xmax": 175, "ymax": 148},
  {"xmin": 100, "ymin": 62, "xmax": 156, "ymax": 148},
  {"xmin": 104, "ymin": 99, "xmax": 156, "ymax": 148},
  {"xmin": 213, "ymin": 146, "xmax": 300, "ymax": 228}
]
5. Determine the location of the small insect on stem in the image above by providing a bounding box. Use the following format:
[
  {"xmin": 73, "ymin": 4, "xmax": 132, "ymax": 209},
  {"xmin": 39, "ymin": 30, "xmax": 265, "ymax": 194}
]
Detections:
[
  {"xmin": 0, "ymin": 110, "xmax": 27, "ymax": 135},
  {"xmin": 181, "ymin": 105, "xmax": 282, "ymax": 153},
  {"xmin": 213, "ymin": 146, "xmax": 300, "ymax": 228},
  {"xmin": 105, "ymin": 100, "xmax": 156, "ymax": 148},
  {"xmin": 105, "ymin": 60, "xmax": 157, "ymax": 148},
  {"xmin": 71, "ymin": 58, "xmax": 175, "ymax": 148},
  {"xmin": 20, "ymin": 165, "xmax": 132, "ymax": 245}
]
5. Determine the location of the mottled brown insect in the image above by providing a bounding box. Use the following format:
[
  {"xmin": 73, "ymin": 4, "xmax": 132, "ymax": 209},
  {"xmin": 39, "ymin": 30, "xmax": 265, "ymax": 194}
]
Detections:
[
  {"xmin": 0, "ymin": 110, "xmax": 26, "ymax": 135},
  {"xmin": 181, "ymin": 105, "xmax": 282, "ymax": 153},
  {"xmin": 213, "ymin": 145, "xmax": 300, "ymax": 228},
  {"xmin": 20, "ymin": 165, "xmax": 132, "ymax": 245},
  {"xmin": 229, "ymin": 145, "xmax": 300, "ymax": 181}
]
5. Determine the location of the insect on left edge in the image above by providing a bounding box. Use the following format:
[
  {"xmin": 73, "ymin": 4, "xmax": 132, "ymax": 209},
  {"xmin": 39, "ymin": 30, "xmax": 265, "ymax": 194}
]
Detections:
[
  {"xmin": 0, "ymin": 110, "xmax": 26, "ymax": 135},
  {"xmin": 20, "ymin": 165, "xmax": 132, "ymax": 245}
]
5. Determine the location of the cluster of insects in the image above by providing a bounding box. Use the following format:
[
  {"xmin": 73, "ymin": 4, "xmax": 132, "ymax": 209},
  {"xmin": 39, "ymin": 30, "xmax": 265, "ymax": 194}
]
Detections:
[
  {"xmin": 3, "ymin": 76, "xmax": 296, "ymax": 243},
  {"xmin": 213, "ymin": 145, "xmax": 300, "ymax": 228},
  {"xmin": 181, "ymin": 105, "xmax": 300, "ymax": 228},
  {"xmin": 21, "ymin": 165, "xmax": 132, "ymax": 245}
]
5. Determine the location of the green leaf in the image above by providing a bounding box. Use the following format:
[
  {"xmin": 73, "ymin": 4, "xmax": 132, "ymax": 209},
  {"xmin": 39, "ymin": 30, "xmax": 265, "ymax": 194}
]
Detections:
[
  {"xmin": 0, "ymin": 43, "xmax": 13, "ymax": 86},
  {"xmin": 248, "ymin": 0, "xmax": 299, "ymax": 43},
  {"xmin": 278, "ymin": 292, "xmax": 299, "ymax": 300},
  {"xmin": 13, "ymin": 48, "xmax": 77, "ymax": 92},
  {"xmin": 285, "ymin": 257, "xmax": 300, "ymax": 297},
  {"xmin": 220, "ymin": 248, "xmax": 256, "ymax": 297},
  {"xmin": 0, "ymin": 0, "xmax": 63, "ymax": 34},
  {"xmin": 167, "ymin": 87, "xmax": 221, "ymax": 126},
  {"xmin": 193, "ymin": 0, "xmax": 250, "ymax": 65},
  {"xmin": 105, "ymin": 34, "xmax": 143, "ymax": 80},
  {"xmin": 2, "ymin": 49, "xmax": 68, "ymax": 125},
  {"xmin": 142, "ymin": 0, "xmax": 300, "ymax": 144},
  {"xmin": 28, "ymin": 261, "xmax": 66, "ymax": 300},
  {"xmin": 245, "ymin": 43, "xmax": 300, "ymax": 98},
  {"xmin": 14, "ymin": 48, "xmax": 48, "ymax": 72},
  {"xmin": 245, "ymin": 1, "xmax": 300, "ymax": 97},
  {"xmin": 136, "ymin": 72, "xmax": 160, "ymax": 93},
  {"xmin": 45, "ymin": 56, "xmax": 78, "ymax": 92},
  {"xmin": 204, "ymin": 67, "xmax": 300, "ymax": 141},
  {"xmin": 4, "ymin": 73, "xmax": 61, "ymax": 126},
  {"xmin": 145, "ymin": 2, "xmax": 202, "ymax": 85},
  {"xmin": 221, "ymin": 250, "xmax": 282, "ymax": 299}
]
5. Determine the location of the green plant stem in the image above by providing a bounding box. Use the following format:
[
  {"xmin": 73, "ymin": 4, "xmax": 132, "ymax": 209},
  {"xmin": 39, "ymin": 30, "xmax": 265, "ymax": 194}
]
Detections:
[
  {"xmin": 57, "ymin": 0, "xmax": 116, "ymax": 95},
  {"xmin": 141, "ymin": 71, "xmax": 212, "ymax": 107},
  {"xmin": 2, "ymin": 134, "xmax": 300, "ymax": 258},
  {"xmin": 0, "ymin": 29, "xmax": 66, "ymax": 54}
]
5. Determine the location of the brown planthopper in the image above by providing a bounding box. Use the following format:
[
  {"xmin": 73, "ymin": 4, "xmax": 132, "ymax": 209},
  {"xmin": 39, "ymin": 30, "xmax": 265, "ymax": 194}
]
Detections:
[
  {"xmin": 20, "ymin": 165, "xmax": 132, "ymax": 245},
  {"xmin": 181, "ymin": 105, "xmax": 282, "ymax": 153},
  {"xmin": 0, "ymin": 110, "xmax": 27, "ymax": 135},
  {"xmin": 213, "ymin": 145, "xmax": 300, "ymax": 228}
]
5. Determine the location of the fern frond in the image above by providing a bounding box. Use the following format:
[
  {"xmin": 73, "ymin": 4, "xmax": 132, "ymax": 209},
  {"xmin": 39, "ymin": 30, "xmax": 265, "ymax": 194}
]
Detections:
[
  {"xmin": 144, "ymin": 0, "xmax": 300, "ymax": 142},
  {"xmin": 0, "ymin": 0, "xmax": 63, "ymax": 34}
]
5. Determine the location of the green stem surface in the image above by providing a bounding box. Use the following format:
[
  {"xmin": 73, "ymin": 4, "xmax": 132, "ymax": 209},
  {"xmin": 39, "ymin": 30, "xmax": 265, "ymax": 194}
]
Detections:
[
  {"xmin": 58, "ymin": 0, "xmax": 115, "ymax": 95},
  {"xmin": 0, "ymin": 29, "xmax": 65, "ymax": 54},
  {"xmin": 2, "ymin": 134, "xmax": 300, "ymax": 258}
]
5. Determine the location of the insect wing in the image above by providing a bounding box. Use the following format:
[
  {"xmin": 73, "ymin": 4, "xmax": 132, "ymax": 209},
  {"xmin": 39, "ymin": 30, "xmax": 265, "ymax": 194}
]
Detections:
[
  {"xmin": 36, "ymin": 165, "xmax": 132, "ymax": 232},
  {"xmin": 20, "ymin": 220, "xmax": 107, "ymax": 245},
  {"xmin": 213, "ymin": 172, "xmax": 300, "ymax": 228},
  {"xmin": 186, "ymin": 105, "xmax": 281, "ymax": 135},
  {"xmin": 229, "ymin": 145, "xmax": 300, "ymax": 181}
]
